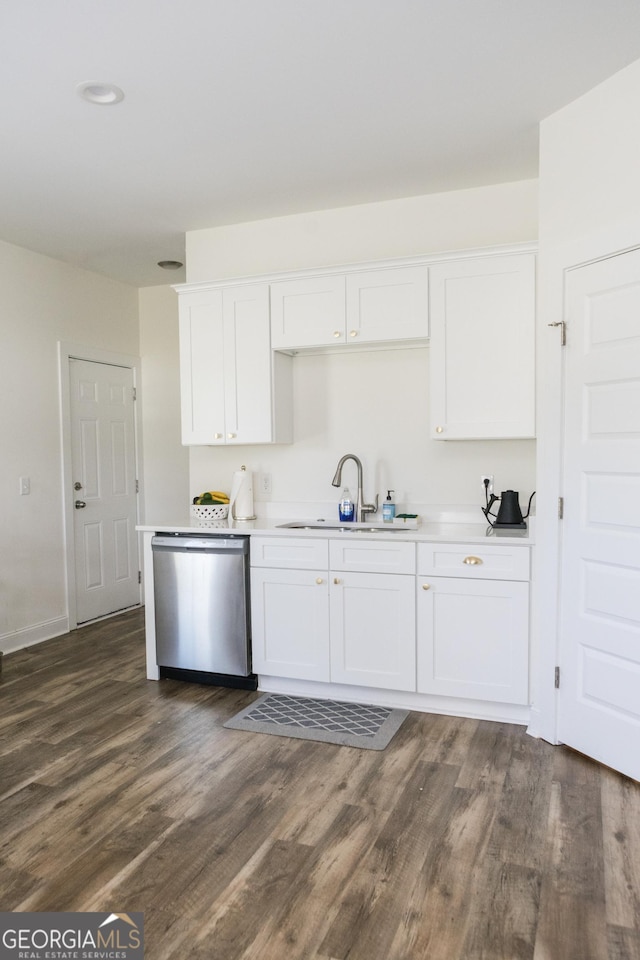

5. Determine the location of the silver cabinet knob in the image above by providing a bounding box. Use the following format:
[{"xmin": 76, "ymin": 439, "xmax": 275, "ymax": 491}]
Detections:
[
  {"xmin": 333, "ymin": 577, "xmax": 341, "ymax": 584},
  {"xmin": 422, "ymin": 583, "xmax": 431, "ymax": 590},
  {"xmin": 463, "ymin": 556, "xmax": 483, "ymax": 565},
  {"xmin": 316, "ymin": 577, "xmax": 324, "ymax": 585},
  {"xmin": 75, "ymin": 500, "xmax": 87, "ymax": 509},
  {"xmin": 227, "ymin": 432, "xmax": 236, "ymax": 439},
  {"xmin": 435, "ymin": 426, "xmax": 444, "ymax": 434},
  {"xmin": 333, "ymin": 330, "xmax": 342, "ymax": 338},
  {"xmin": 349, "ymin": 330, "xmax": 358, "ymax": 338},
  {"xmin": 214, "ymin": 432, "xmax": 223, "ymax": 440}
]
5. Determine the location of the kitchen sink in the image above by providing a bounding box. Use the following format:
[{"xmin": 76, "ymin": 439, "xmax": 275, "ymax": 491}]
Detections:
[{"xmin": 276, "ymin": 521, "xmax": 414, "ymax": 533}]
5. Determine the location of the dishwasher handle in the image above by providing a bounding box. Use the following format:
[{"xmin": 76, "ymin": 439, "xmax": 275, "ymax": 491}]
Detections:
[{"xmin": 151, "ymin": 535, "xmax": 248, "ymax": 555}]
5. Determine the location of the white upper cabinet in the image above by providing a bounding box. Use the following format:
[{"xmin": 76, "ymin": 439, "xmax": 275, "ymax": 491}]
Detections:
[
  {"xmin": 346, "ymin": 266, "xmax": 428, "ymax": 343},
  {"xmin": 270, "ymin": 264, "xmax": 428, "ymax": 352},
  {"xmin": 270, "ymin": 275, "xmax": 345, "ymax": 349},
  {"xmin": 178, "ymin": 283, "xmax": 292, "ymax": 446},
  {"xmin": 429, "ymin": 252, "xmax": 536, "ymax": 439}
]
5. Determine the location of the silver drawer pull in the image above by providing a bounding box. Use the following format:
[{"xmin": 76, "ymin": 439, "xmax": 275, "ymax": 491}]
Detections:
[{"xmin": 463, "ymin": 556, "xmax": 483, "ymax": 566}]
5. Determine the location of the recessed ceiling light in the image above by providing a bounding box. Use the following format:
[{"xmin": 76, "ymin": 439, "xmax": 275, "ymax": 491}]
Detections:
[
  {"xmin": 76, "ymin": 81, "xmax": 125, "ymax": 105},
  {"xmin": 157, "ymin": 260, "xmax": 184, "ymax": 270}
]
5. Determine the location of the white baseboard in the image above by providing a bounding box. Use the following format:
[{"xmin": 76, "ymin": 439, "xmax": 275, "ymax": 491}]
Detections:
[
  {"xmin": 257, "ymin": 676, "xmax": 530, "ymax": 726},
  {"xmin": 0, "ymin": 617, "xmax": 70, "ymax": 655}
]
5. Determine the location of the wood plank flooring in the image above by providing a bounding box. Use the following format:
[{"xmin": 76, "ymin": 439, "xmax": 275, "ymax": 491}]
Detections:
[{"xmin": 1, "ymin": 609, "xmax": 639, "ymax": 959}]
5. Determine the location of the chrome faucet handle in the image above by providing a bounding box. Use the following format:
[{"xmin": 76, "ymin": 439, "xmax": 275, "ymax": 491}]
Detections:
[{"xmin": 361, "ymin": 494, "xmax": 379, "ymax": 518}]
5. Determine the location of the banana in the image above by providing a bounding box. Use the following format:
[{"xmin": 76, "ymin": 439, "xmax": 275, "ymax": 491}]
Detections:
[
  {"xmin": 208, "ymin": 490, "xmax": 230, "ymax": 502},
  {"xmin": 195, "ymin": 490, "xmax": 230, "ymax": 505}
]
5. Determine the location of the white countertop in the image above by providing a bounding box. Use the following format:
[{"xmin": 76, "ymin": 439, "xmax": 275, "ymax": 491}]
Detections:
[{"xmin": 137, "ymin": 516, "xmax": 533, "ymax": 545}]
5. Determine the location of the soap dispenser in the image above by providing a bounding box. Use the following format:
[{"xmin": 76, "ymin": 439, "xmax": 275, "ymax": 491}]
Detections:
[{"xmin": 382, "ymin": 490, "xmax": 396, "ymax": 522}]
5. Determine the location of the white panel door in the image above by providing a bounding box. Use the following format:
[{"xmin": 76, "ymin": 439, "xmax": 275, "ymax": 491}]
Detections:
[
  {"xmin": 558, "ymin": 248, "xmax": 640, "ymax": 781},
  {"xmin": 70, "ymin": 359, "xmax": 139, "ymax": 623}
]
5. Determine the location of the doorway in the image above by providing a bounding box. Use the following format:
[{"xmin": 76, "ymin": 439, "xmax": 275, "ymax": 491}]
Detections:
[
  {"xmin": 557, "ymin": 247, "xmax": 640, "ymax": 781},
  {"xmin": 59, "ymin": 343, "xmax": 143, "ymax": 627}
]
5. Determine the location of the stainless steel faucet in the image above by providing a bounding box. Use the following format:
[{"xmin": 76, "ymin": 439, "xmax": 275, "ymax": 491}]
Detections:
[{"xmin": 331, "ymin": 454, "xmax": 378, "ymax": 523}]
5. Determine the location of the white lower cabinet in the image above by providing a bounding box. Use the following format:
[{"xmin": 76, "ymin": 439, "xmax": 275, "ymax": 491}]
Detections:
[
  {"xmin": 250, "ymin": 536, "xmax": 530, "ymax": 708},
  {"xmin": 330, "ymin": 571, "xmax": 416, "ymax": 690},
  {"xmin": 250, "ymin": 536, "xmax": 415, "ymax": 689},
  {"xmin": 250, "ymin": 566, "xmax": 330, "ymax": 681},
  {"xmin": 416, "ymin": 542, "xmax": 530, "ymax": 704}
]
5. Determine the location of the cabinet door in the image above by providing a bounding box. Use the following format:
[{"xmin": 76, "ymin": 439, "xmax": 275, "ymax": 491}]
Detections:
[
  {"xmin": 417, "ymin": 576, "xmax": 529, "ymax": 704},
  {"xmin": 178, "ymin": 290, "xmax": 226, "ymax": 444},
  {"xmin": 223, "ymin": 283, "xmax": 275, "ymax": 444},
  {"xmin": 429, "ymin": 253, "xmax": 535, "ymax": 439},
  {"xmin": 270, "ymin": 275, "xmax": 345, "ymax": 350},
  {"xmin": 250, "ymin": 567, "xmax": 330, "ymax": 681},
  {"xmin": 346, "ymin": 266, "xmax": 428, "ymax": 343},
  {"xmin": 330, "ymin": 572, "xmax": 416, "ymax": 690}
]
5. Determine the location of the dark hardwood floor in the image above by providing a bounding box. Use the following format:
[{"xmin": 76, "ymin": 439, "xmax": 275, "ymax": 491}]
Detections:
[{"xmin": 1, "ymin": 609, "xmax": 639, "ymax": 959}]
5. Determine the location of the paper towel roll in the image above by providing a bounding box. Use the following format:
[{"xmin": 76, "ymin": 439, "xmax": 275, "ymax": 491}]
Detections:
[{"xmin": 229, "ymin": 466, "xmax": 256, "ymax": 523}]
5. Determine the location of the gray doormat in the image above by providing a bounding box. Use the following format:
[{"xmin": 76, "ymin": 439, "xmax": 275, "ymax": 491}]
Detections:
[{"xmin": 223, "ymin": 692, "xmax": 408, "ymax": 750}]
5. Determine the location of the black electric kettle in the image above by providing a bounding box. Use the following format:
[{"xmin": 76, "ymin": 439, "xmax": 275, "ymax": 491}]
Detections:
[{"xmin": 483, "ymin": 489, "xmax": 534, "ymax": 529}]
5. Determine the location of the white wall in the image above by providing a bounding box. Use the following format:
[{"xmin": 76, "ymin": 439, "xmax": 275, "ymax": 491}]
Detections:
[
  {"xmin": 139, "ymin": 285, "xmax": 189, "ymax": 521},
  {"xmin": 187, "ymin": 180, "xmax": 538, "ymax": 282},
  {"xmin": 0, "ymin": 239, "xmax": 139, "ymax": 651},
  {"xmin": 185, "ymin": 181, "xmax": 538, "ymax": 515},
  {"xmin": 532, "ymin": 57, "xmax": 640, "ymax": 740}
]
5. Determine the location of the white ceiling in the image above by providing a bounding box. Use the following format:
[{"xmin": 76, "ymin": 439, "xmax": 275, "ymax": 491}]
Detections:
[{"xmin": 2, "ymin": 1, "xmax": 640, "ymax": 287}]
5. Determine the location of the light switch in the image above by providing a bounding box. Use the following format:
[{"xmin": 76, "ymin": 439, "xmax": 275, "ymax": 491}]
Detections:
[{"xmin": 19, "ymin": 476, "xmax": 30, "ymax": 495}]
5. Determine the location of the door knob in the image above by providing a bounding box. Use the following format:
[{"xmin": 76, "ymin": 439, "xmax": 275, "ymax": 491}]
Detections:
[
  {"xmin": 74, "ymin": 481, "xmax": 83, "ymax": 491},
  {"xmin": 463, "ymin": 556, "xmax": 483, "ymax": 565},
  {"xmin": 75, "ymin": 500, "xmax": 87, "ymax": 509}
]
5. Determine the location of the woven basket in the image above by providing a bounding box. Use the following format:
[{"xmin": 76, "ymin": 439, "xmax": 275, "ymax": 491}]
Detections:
[{"xmin": 191, "ymin": 503, "xmax": 229, "ymax": 520}]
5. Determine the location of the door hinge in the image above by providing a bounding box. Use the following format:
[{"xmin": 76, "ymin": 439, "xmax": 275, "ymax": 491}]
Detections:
[
  {"xmin": 547, "ymin": 320, "xmax": 566, "ymax": 345},
  {"xmin": 135, "ymin": 479, "xmax": 139, "ymax": 494},
  {"xmin": 133, "ymin": 387, "xmax": 137, "ymax": 401},
  {"xmin": 555, "ymin": 666, "xmax": 560, "ymax": 689},
  {"xmin": 138, "ymin": 571, "xmax": 142, "ymax": 585},
  {"xmin": 558, "ymin": 496, "xmax": 564, "ymax": 519}
]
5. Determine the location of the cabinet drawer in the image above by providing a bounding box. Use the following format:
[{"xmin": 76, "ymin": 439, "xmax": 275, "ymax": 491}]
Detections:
[
  {"xmin": 417, "ymin": 542, "xmax": 529, "ymax": 581},
  {"xmin": 251, "ymin": 536, "xmax": 328, "ymax": 570},
  {"xmin": 330, "ymin": 538, "xmax": 415, "ymax": 575}
]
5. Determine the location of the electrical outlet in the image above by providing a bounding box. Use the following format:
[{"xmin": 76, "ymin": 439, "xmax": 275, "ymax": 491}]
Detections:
[
  {"xmin": 260, "ymin": 472, "xmax": 272, "ymax": 497},
  {"xmin": 481, "ymin": 475, "xmax": 494, "ymax": 496}
]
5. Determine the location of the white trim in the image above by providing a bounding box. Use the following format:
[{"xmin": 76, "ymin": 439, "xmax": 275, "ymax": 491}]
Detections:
[
  {"xmin": 257, "ymin": 675, "xmax": 530, "ymax": 726},
  {"xmin": 173, "ymin": 242, "xmax": 538, "ymax": 294},
  {"xmin": 58, "ymin": 341, "xmax": 145, "ymax": 629},
  {"xmin": 0, "ymin": 617, "xmax": 70, "ymax": 655}
]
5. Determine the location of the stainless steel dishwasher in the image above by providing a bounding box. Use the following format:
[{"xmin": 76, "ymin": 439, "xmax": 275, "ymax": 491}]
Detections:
[{"xmin": 151, "ymin": 533, "xmax": 257, "ymax": 689}]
